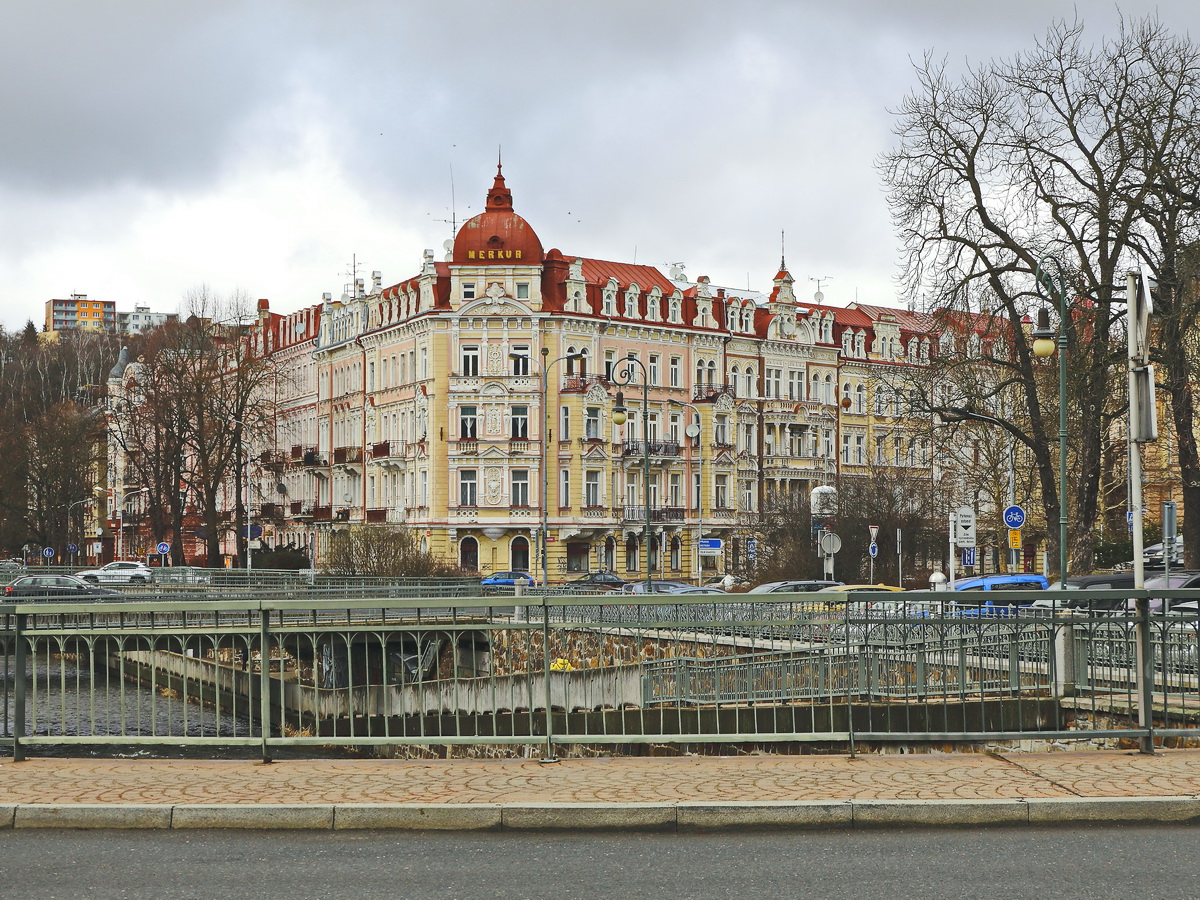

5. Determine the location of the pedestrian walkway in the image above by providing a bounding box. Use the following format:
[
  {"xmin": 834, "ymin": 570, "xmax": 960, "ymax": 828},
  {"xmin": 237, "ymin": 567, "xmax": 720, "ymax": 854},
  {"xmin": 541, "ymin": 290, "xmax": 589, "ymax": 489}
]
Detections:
[{"xmin": 1, "ymin": 750, "xmax": 1199, "ymax": 830}]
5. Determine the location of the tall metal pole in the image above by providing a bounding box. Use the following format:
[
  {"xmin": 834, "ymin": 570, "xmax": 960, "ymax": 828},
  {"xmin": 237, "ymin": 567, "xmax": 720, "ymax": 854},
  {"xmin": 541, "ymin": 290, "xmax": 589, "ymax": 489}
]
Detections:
[
  {"xmin": 517, "ymin": 350, "xmax": 582, "ymax": 587},
  {"xmin": 117, "ymin": 487, "xmax": 147, "ymax": 560},
  {"xmin": 670, "ymin": 399, "xmax": 702, "ymax": 584},
  {"xmin": 613, "ymin": 354, "xmax": 653, "ymax": 592},
  {"xmin": 1035, "ymin": 254, "xmax": 1070, "ymax": 582}
]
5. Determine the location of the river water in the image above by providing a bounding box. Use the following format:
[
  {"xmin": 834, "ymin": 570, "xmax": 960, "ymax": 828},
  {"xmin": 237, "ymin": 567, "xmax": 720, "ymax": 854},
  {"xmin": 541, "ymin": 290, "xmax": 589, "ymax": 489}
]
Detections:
[{"xmin": 3, "ymin": 653, "xmax": 255, "ymax": 744}]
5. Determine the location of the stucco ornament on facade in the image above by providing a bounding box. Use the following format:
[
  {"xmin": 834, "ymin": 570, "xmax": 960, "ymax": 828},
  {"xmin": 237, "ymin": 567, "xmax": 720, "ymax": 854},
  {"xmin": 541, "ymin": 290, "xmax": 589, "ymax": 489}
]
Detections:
[{"xmin": 484, "ymin": 466, "xmax": 503, "ymax": 505}]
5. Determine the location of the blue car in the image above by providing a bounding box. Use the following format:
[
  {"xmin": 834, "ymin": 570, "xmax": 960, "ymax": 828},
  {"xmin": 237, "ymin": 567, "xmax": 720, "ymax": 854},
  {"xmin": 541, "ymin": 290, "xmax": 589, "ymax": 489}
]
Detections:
[
  {"xmin": 480, "ymin": 571, "xmax": 537, "ymax": 587},
  {"xmin": 952, "ymin": 573, "xmax": 1049, "ymax": 618}
]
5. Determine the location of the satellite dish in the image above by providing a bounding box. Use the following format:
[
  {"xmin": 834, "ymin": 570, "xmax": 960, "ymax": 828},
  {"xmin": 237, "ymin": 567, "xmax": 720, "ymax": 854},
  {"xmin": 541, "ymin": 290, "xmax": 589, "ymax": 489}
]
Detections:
[
  {"xmin": 276, "ymin": 482, "xmax": 288, "ymax": 496},
  {"xmin": 814, "ymin": 290, "xmax": 824, "ymax": 303},
  {"xmin": 685, "ymin": 424, "xmax": 701, "ymax": 438},
  {"xmin": 342, "ymin": 492, "xmax": 352, "ymax": 503}
]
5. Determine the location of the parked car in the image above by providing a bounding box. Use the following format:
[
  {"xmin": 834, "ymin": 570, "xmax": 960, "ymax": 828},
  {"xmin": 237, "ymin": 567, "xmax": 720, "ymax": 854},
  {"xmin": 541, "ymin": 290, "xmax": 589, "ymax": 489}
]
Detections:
[
  {"xmin": 480, "ymin": 571, "xmax": 536, "ymax": 587},
  {"xmin": 747, "ymin": 580, "xmax": 843, "ymax": 593},
  {"xmin": 669, "ymin": 586, "xmax": 728, "ymax": 595},
  {"xmin": 75, "ymin": 561, "xmax": 155, "ymax": 585},
  {"xmin": 953, "ymin": 573, "xmax": 1050, "ymax": 592},
  {"xmin": 5, "ymin": 574, "xmax": 123, "ymax": 600},
  {"xmin": 566, "ymin": 572, "xmax": 626, "ymax": 590},
  {"xmin": 818, "ymin": 584, "xmax": 905, "ymax": 593},
  {"xmin": 621, "ymin": 580, "xmax": 694, "ymax": 594}
]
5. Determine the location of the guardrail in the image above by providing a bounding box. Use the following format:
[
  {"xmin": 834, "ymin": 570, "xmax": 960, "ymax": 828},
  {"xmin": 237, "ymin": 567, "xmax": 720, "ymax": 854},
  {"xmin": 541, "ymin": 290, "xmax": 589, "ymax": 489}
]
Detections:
[{"xmin": 2, "ymin": 589, "xmax": 1197, "ymax": 759}]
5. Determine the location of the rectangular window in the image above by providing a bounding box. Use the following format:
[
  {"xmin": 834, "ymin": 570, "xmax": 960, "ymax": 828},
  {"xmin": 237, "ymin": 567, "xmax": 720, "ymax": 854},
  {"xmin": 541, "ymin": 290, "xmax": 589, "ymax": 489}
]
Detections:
[
  {"xmin": 560, "ymin": 406, "xmax": 570, "ymax": 440},
  {"xmin": 841, "ymin": 434, "xmax": 851, "ymax": 464},
  {"xmin": 585, "ymin": 407, "xmax": 601, "ymax": 439},
  {"xmin": 459, "ymin": 405, "xmax": 478, "ymax": 440},
  {"xmin": 604, "ymin": 350, "xmax": 616, "ymax": 381},
  {"xmin": 510, "ymin": 405, "xmax": 529, "ymax": 439},
  {"xmin": 669, "ymin": 356, "xmax": 680, "ymax": 387},
  {"xmin": 459, "ymin": 470, "xmax": 477, "ymax": 506},
  {"xmin": 668, "ymin": 413, "xmax": 680, "ymax": 443},
  {"xmin": 626, "ymin": 472, "xmax": 640, "ymax": 506},
  {"xmin": 462, "ymin": 282, "xmax": 476, "ymax": 300},
  {"xmin": 559, "ymin": 469, "xmax": 570, "ymax": 507},
  {"xmin": 855, "ymin": 435, "xmax": 865, "ymax": 465},
  {"xmin": 692, "ymin": 472, "xmax": 701, "ymax": 511},
  {"xmin": 669, "ymin": 473, "xmax": 682, "ymax": 507},
  {"xmin": 585, "ymin": 470, "xmax": 601, "ymax": 507},
  {"xmin": 649, "ymin": 354, "xmax": 659, "ymax": 385},
  {"xmin": 510, "ymin": 346, "xmax": 530, "ymax": 375},
  {"xmin": 715, "ymin": 475, "xmax": 729, "ymax": 509},
  {"xmin": 511, "ymin": 470, "xmax": 529, "ymax": 506},
  {"xmin": 516, "ymin": 282, "xmax": 530, "ymax": 299},
  {"xmin": 714, "ymin": 415, "xmax": 728, "ymax": 445}
]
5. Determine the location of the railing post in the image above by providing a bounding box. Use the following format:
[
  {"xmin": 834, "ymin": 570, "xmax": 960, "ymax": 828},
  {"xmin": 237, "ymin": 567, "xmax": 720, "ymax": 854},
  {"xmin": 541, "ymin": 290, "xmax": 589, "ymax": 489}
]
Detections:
[
  {"xmin": 541, "ymin": 596, "xmax": 558, "ymax": 763},
  {"xmin": 259, "ymin": 607, "xmax": 273, "ymax": 764},
  {"xmin": 1051, "ymin": 618, "xmax": 1077, "ymax": 698},
  {"xmin": 1134, "ymin": 595, "xmax": 1156, "ymax": 754},
  {"xmin": 13, "ymin": 613, "xmax": 27, "ymax": 762}
]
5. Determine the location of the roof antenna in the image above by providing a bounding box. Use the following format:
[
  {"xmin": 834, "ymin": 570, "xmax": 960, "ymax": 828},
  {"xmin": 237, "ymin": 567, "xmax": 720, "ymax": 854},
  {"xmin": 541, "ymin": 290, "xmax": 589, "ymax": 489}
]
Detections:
[
  {"xmin": 780, "ymin": 230, "xmax": 787, "ymax": 270},
  {"xmin": 810, "ymin": 275, "xmax": 831, "ymax": 304}
]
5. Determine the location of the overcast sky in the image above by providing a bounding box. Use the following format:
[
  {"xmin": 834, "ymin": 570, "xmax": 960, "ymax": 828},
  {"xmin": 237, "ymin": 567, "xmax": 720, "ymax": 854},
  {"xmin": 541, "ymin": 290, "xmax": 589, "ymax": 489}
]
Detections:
[{"xmin": 2, "ymin": 1, "xmax": 1197, "ymax": 331}]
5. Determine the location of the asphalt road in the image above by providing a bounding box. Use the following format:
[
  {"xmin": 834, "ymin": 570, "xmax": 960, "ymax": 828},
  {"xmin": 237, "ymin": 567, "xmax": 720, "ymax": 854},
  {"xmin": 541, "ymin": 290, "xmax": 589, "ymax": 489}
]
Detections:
[{"xmin": 0, "ymin": 825, "xmax": 1196, "ymax": 900}]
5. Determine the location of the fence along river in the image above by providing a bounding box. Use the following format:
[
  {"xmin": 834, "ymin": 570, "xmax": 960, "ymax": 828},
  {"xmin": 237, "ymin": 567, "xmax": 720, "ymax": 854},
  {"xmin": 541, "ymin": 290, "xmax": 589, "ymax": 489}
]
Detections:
[{"xmin": 3, "ymin": 585, "xmax": 1200, "ymax": 757}]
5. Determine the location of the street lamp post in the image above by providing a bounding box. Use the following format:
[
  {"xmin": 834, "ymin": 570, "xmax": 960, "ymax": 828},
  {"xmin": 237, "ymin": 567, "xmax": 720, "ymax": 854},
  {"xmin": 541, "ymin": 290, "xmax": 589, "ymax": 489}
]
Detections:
[
  {"xmin": 117, "ymin": 487, "xmax": 148, "ymax": 561},
  {"xmin": 1032, "ymin": 254, "xmax": 1070, "ymax": 582},
  {"xmin": 223, "ymin": 415, "xmax": 255, "ymax": 570},
  {"xmin": 669, "ymin": 399, "xmax": 703, "ymax": 585},
  {"xmin": 511, "ymin": 349, "xmax": 583, "ymax": 587},
  {"xmin": 67, "ymin": 492, "xmax": 102, "ymax": 565},
  {"xmin": 611, "ymin": 354, "xmax": 653, "ymax": 593}
]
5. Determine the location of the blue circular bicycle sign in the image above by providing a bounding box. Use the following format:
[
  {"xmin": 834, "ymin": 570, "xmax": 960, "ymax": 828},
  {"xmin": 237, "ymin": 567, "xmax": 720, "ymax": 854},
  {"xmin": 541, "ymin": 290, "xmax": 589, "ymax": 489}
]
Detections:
[
  {"xmin": 157, "ymin": 542, "xmax": 171, "ymax": 555},
  {"xmin": 1003, "ymin": 505, "xmax": 1026, "ymax": 529}
]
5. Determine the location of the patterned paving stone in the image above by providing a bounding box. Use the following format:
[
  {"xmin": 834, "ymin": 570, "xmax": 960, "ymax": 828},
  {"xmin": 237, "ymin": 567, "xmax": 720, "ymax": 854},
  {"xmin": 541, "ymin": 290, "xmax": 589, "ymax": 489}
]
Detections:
[{"xmin": 0, "ymin": 751, "xmax": 1196, "ymax": 808}]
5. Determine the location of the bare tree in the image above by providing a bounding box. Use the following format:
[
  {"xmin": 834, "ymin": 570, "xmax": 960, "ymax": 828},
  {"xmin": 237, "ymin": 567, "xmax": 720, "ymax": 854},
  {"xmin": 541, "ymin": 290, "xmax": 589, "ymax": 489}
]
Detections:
[
  {"xmin": 880, "ymin": 16, "xmax": 1200, "ymax": 573},
  {"xmin": 326, "ymin": 526, "xmax": 458, "ymax": 577}
]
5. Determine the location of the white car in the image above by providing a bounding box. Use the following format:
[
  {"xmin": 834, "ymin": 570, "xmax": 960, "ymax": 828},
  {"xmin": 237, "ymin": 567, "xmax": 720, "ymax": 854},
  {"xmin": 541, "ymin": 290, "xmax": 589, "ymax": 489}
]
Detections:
[{"xmin": 76, "ymin": 561, "xmax": 155, "ymax": 585}]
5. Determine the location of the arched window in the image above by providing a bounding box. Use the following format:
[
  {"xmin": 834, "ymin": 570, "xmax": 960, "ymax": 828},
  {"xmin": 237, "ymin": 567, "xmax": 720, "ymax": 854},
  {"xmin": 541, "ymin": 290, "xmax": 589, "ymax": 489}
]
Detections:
[
  {"xmin": 824, "ymin": 374, "xmax": 834, "ymax": 404},
  {"xmin": 842, "ymin": 381, "xmax": 852, "ymax": 408},
  {"xmin": 744, "ymin": 370, "xmax": 754, "ymax": 397},
  {"xmin": 707, "ymin": 360, "xmax": 717, "ymax": 386},
  {"xmin": 670, "ymin": 535, "xmax": 682, "ymax": 571},
  {"xmin": 604, "ymin": 536, "xmax": 616, "ymax": 571},
  {"xmin": 510, "ymin": 536, "xmax": 530, "ymax": 572},
  {"xmin": 625, "ymin": 535, "xmax": 640, "ymax": 572},
  {"xmin": 855, "ymin": 383, "xmax": 865, "ymax": 414},
  {"xmin": 459, "ymin": 536, "xmax": 479, "ymax": 571},
  {"xmin": 566, "ymin": 346, "xmax": 578, "ymax": 375},
  {"xmin": 812, "ymin": 372, "xmax": 821, "ymax": 402}
]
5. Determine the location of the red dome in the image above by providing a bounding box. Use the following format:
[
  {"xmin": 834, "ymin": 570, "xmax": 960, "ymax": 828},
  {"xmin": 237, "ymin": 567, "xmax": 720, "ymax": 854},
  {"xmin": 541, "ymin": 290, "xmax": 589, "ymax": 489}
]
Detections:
[{"xmin": 452, "ymin": 165, "xmax": 544, "ymax": 265}]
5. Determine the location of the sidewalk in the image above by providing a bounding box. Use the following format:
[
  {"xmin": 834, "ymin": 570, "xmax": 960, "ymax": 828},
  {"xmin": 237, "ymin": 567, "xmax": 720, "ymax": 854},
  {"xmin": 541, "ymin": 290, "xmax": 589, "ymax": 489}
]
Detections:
[{"xmin": 2, "ymin": 750, "xmax": 1200, "ymax": 831}]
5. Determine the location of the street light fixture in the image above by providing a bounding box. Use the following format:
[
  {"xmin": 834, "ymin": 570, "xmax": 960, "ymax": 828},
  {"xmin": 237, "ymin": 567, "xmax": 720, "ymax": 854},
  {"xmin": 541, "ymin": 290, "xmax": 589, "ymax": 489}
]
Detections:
[
  {"xmin": 669, "ymin": 398, "xmax": 703, "ymax": 584},
  {"xmin": 510, "ymin": 349, "xmax": 584, "ymax": 587},
  {"xmin": 611, "ymin": 353, "xmax": 653, "ymax": 593},
  {"xmin": 1032, "ymin": 253, "xmax": 1070, "ymax": 583}
]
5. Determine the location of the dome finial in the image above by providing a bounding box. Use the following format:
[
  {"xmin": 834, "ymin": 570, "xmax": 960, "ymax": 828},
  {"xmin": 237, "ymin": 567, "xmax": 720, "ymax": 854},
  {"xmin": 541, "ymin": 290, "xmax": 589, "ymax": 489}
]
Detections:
[{"xmin": 487, "ymin": 155, "xmax": 513, "ymax": 212}]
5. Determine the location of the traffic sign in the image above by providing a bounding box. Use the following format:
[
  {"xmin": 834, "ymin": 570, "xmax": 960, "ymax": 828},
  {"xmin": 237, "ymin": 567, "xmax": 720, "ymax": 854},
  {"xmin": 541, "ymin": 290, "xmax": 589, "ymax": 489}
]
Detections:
[
  {"xmin": 961, "ymin": 547, "xmax": 977, "ymax": 567},
  {"xmin": 67, "ymin": 543, "xmax": 78, "ymax": 554},
  {"xmin": 1002, "ymin": 505, "xmax": 1026, "ymax": 529},
  {"xmin": 868, "ymin": 542, "xmax": 878, "ymax": 559},
  {"xmin": 42, "ymin": 546, "xmax": 54, "ymax": 559},
  {"xmin": 1008, "ymin": 529, "xmax": 1022, "ymax": 550},
  {"xmin": 869, "ymin": 525, "xmax": 879, "ymax": 542},
  {"xmin": 818, "ymin": 531, "xmax": 842, "ymax": 555},
  {"xmin": 157, "ymin": 541, "xmax": 171, "ymax": 555},
  {"xmin": 1127, "ymin": 510, "xmax": 1135, "ymax": 531},
  {"xmin": 747, "ymin": 539, "xmax": 758, "ymax": 560},
  {"xmin": 698, "ymin": 538, "xmax": 723, "ymax": 550},
  {"xmin": 955, "ymin": 506, "xmax": 977, "ymax": 548}
]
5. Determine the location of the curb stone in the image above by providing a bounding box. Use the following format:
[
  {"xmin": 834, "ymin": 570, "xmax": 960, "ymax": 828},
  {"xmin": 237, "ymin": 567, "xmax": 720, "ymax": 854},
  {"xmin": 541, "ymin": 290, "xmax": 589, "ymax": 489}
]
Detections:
[
  {"xmin": 1025, "ymin": 796, "xmax": 1200, "ymax": 825},
  {"xmin": 501, "ymin": 802, "xmax": 676, "ymax": 831},
  {"xmin": 677, "ymin": 801, "xmax": 852, "ymax": 831},
  {"xmin": 333, "ymin": 804, "xmax": 502, "ymax": 831},
  {"xmin": 0, "ymin": 805, "xmax": 15, "ymax": 829},
  {"xmin": 14, "ymin": 805, "xmax": 171, "ymax": 830},
  {"xmin": 170, "ymin": 804, "xmax": 334, "ymax": 829},
  {"xmin": 852, "ymin": 798, "xmax": 1028, "ymax": 828}
]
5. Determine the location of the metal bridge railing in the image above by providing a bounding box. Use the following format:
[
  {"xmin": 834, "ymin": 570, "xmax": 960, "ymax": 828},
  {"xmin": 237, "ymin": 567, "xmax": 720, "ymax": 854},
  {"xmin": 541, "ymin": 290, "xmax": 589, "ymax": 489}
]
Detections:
[{"xmin": 2, "ymin": 589, "xmax": 1198, "ymax": 758}]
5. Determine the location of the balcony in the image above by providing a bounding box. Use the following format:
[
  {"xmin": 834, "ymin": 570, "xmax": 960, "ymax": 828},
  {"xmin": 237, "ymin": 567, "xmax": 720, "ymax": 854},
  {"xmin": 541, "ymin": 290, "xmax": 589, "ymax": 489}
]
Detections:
[
  {"xmin": 311, "ymin": 505, "xmax": 332, "ymax": 521},
  {"xmin": 561, "ymin": 374, "xmax": 609, "ymax": 393},
  {"xmin": 622, "ymin": 440, "xmax": 681, "ymax": 458},
  {"xmin": 623, "ymin": 506, "xmax": 686, "ymax": 524},
  {"xmin": 300, "ymin": 449, "xmax": 326, "ymax": 467},
  {"xmin": 693, "ymin": 382, "xmax": 735, "ymax": 402},
  {"xmin": 333, "ymin": 446, "xmax": 363, "ymax": 466},
  {"xmin": 290, "ymin": 501, "xmax": 307, "ymax": 517},
  {"xmin": 509, "ymin": 440, "xmax": 531, "ymax": 454},
  {"xmin": 454, "ymin": 439, "xmax": 479, "ymax": 454},
  {"xmin": 257, "ymin": 502, "xmax": 282, "ymax": 519},
  {"xmin": 259, "ymin": 451, "xmax": 288, "ymax": 470}
]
